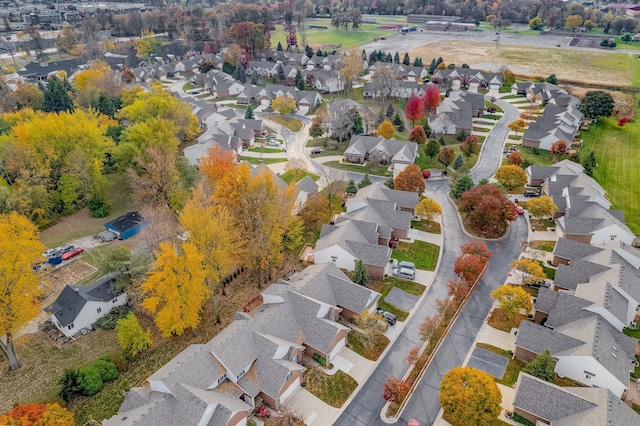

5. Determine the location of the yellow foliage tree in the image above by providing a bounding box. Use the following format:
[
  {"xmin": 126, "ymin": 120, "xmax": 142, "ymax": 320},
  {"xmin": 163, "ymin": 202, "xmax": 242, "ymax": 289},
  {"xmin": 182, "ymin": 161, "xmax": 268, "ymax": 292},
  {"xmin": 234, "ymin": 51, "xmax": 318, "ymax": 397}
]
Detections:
[
  {"xmin": 440, "ymin": 367, "xmax": 502, "ymax": 426},
  {"xmin": 416, "ymin": 197, "xmax": 442, "ymax": 222},
  {"xmin": 180, "ymin": 182, "xmax": 241, "ymax": 322},
  {"xmin": 510, "ymin": 258, "xmax": 546, "ymax": 285},
  {"xmin": 338, "ymin": 46, "xmax": 363, "ymax": 92},
  {"xmin": 377, "ymin": 120, "xmax": 395, "ymax": 139},
  {"xmin": 527, "ymin": 195, "xmax": 558, "ymax": 224},
  {"xmin": 0, "ymin": 212, "xmax": 45, "ymax": 370},
  {"xmin": 494, "ymin": 165, "xmax": 528, "ymax": 190},
  {"xmin": 116, "ymin": 312, "xmax": 152, "ymax": 357},
  {"xmin": 508, "ymin": 118, "xmax": 528, "ymax": 136},
  {"xmin": 135, "ymin": 30, "xmax": 161, "ymax": 60},
  {"xmin": 355, "ymin": 309, "xmax": 387, "ymax": 348},
  {"xmin": 490, "ymin": 285, "xmax": 533, "ymax": 321},
  {"xmin": 141, "ymin": 242, "xmax": 208, "ymax": 337},
  {"xmin": 565, "ymin": 15, "xmax": 583, "ymax": 30},
  {"xmin": 272, "ymin": 95, "xmax": 297, "ymax": 120}
]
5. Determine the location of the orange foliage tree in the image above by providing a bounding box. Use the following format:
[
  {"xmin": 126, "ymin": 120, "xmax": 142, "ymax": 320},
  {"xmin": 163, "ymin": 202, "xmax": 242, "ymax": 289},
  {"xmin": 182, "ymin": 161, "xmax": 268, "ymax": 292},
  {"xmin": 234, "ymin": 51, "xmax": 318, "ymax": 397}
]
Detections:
[
  {"xmin": 453, "ymin": 254, "xmax": 486, "ymax": 283},
  {"xmin": 460, "ymin": 240, "xmax": 492, "ymax": 263},
  {"xmin": 383, "ymin": 376, "xmax": 410, "ymax": 404},
  {"xmin": 0, "ymin": 403, "xmax": 74, "ymax": 425},
  {"xmin": 394, "ymin": 164, "xmax": 426, "ymax": 193}
]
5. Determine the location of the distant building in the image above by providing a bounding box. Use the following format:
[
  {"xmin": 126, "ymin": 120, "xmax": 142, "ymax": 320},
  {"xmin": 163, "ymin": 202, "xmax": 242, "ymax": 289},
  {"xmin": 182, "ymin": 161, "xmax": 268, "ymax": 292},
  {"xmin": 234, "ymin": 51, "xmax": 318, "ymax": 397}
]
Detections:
[{"xmin": 104, "ymin": 211, "xmax": 148, "ymax": 240}]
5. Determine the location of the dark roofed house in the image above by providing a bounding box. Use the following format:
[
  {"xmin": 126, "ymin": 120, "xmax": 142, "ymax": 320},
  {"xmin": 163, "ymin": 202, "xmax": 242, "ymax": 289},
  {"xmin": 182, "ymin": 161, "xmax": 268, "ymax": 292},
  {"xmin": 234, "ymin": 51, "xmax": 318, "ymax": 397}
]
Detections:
[
  {"xmin": 46, "ymin": 273, "xmax": 127, "ymax": 337},
  {"xmin": 512, "ymin": 372, "xmax": 638, "ymax": 426},
  {"xmin": 552, "ymin": 237, "xmax": 603, "ymax": 266},
  {"xmin": 104, "ymin": 211, "xmax": 148, "ymax": 240}
]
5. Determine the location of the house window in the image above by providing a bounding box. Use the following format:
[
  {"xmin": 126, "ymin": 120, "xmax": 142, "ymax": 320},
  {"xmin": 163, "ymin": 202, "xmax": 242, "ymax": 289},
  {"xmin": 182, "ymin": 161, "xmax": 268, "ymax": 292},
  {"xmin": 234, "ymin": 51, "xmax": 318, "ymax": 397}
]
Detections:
[
  {"xmin": 331, "ymin": 315, "xmax": 337, "ymax": 321},
  {"xmin": 112, "ymin": 298, "xmax": 118, "ymax": 303},
  {"xmin": 67, "ymin": 323, "xmax": 74, "ymax": 330},
  {"xmin": 217, "ymin": 373, "xmax": 227, "ymax": 385},
  {"xmin": 584, "ymin": 370, "xmax": 595, "ymax": 379},
  {"xmin": 236, "ymin": 370, "xmax": 246, "ymax": 380},
  {"xmin": 331, "ymin": 256, "xmax": 337, "ymax": 263},
  {"xmin": 285, "ymin": 371, "xmax": 292, "ymax": 381},
  {"xmin": 97, "ymin": 308, "xmax": 102, "ymax": 314},
  {"xmin": 293, "ymin": 354, "xmax": 299, "ymax": 363}
]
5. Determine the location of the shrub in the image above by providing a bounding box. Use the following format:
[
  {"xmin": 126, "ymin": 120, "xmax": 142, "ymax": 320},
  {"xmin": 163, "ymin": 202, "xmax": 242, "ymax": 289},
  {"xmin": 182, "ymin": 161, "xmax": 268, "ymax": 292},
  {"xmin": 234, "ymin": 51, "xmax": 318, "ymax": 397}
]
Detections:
[
  {"xmin": 93, "ymin": 305, "xmax": 131, "ymax": 330},
  {"xmin": 94, "ymin": 356, "xmax": 119, "ymax": 381},
  {"xmin": 312, "ymin": 353, "xmax": 327, "ymax": 366},
  {"xmin": 88, "ymin": 195, "xmax": 110, "ymax": 218},
  {"xmin": 110, "ymin": 353, "xmax": 130, "ymax": 372},
  {"xmin": 75, "ymin": 365, "xmax": 104, "ymax": 396},
  {"xmin": 58, "ymin": 369, "xmax": 79, "ymax": 402}
]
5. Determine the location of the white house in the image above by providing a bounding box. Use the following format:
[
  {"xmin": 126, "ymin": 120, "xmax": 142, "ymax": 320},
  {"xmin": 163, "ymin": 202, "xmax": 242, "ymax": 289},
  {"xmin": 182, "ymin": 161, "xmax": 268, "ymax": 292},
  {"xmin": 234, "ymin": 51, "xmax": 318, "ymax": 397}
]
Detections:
[{"xmin": 46, "ymin": 274, "xmax": 127, "ymax": 337}]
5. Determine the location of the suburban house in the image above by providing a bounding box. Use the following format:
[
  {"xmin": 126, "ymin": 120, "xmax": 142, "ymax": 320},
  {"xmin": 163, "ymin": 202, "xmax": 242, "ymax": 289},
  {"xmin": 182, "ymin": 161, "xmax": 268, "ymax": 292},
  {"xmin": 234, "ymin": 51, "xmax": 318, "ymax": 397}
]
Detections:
[
  {"xmin": 346, "ymin": 181, "xmax": 419, "ymax": 215},
  {"xmin": 363, "ymin": 80, "xmax": 426, "ymax": 100},
  {"xmin": 429, "ymin": 90, "xmax": 485, "ymax": 135},
  {"xmin": 302, "ymin": 69, "xmax": 343, "ymax": 93},
  {"xmin": 342, "ymin": 135, "xmax": 418, "ymax": 175},
  {"xmin": 246, "ymin": 60, "xmax": 279, "ymax": 77},
  {"xmin": 526, "ymin": 160, "xmax": 636, "ymax": 246},
  {"xmin": 368, "ymin": 62, "xmax": 428, "ymax": 82},
  {"xmin": 105, "ymin": 264, "xmax": 378, "ymax": 424},
  {"xmin": 430, "ymin": 67, "xmax": 502, "ymax": 91},
  {"xmin": 252, "ymin": 84, "xmax": 322, "ymax": 112},
  {"xmin": 313, "ymin": 217, "xmax": 392, "ymax": 277},
  {"xmin": 104, "ymin": 211, "xmax": 148, "ymax": 240},
  {"xmin": 46, "ymin": 274, "xmax": 127, "ymax": 337},
  {"xmin": 294, "ymin": 175, "xmax": 319, "ymax": 211},
  {"xmin": 18, "ymin": 58, "xmax": 88, "ymax": 82},
  {"xmin": 344, "ymin": 197, "xmax": 413, "ymax": 240},
  {"xmin": 512, "ymin": 373, "xmax": 638, "ymax": 426},
  {"xmin": 192, "ymin": 69, "xmax": 245, "ymax": 98},
  {"xmin": 236, "ymin": 85, "xmax": 263, "ymax": 105},
  {"xmin": 515, "ymin": 287, "xmax": 638, "ymax": 398}
]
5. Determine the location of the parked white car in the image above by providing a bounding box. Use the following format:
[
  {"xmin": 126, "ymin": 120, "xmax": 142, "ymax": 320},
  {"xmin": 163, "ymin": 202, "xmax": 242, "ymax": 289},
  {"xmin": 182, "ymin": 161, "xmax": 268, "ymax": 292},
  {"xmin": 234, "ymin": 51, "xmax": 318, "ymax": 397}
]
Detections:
[{"xmin": 265, "ymin": 140, "xmax": 279, "ymax": 147}]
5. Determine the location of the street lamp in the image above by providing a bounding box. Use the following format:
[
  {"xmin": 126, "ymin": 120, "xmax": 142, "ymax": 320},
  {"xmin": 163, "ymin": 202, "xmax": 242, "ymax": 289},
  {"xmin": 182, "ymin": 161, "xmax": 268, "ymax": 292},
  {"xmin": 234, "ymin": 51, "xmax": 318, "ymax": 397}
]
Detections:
[{"xmin": 515, "ymin": 24, "xmax": 519, "ymax": 34}]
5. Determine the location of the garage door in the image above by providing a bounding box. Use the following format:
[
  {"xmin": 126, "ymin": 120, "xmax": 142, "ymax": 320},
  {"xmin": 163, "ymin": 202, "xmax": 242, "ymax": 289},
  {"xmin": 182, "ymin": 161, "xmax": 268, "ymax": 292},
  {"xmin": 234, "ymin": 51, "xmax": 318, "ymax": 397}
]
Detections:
[
  {"xmin": 329, "ymin": 338, "xmax": 346, "ymax": 362},
  {"xmin": 279, "ymin": 377, "xmax": 301, "ymax": 403}
]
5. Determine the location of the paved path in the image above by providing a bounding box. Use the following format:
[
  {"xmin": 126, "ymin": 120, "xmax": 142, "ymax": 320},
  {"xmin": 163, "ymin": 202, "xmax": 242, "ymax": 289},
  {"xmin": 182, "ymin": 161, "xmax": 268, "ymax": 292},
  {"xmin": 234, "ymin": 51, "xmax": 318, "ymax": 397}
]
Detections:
[
  {"xmin": 470, "ymin": 98, "xmax": 520, "ymax": 183},
  {"xmin": 334, "ymin": 105, "xmax": 528, "ymax": 425}
]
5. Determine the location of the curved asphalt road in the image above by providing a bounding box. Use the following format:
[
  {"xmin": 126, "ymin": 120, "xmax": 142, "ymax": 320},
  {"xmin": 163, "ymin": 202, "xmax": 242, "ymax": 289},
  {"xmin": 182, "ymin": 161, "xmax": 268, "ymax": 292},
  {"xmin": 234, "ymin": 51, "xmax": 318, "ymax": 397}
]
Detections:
[{"xmin": 334, "ymin": 100, "xmax": 527, "ymax": 426}]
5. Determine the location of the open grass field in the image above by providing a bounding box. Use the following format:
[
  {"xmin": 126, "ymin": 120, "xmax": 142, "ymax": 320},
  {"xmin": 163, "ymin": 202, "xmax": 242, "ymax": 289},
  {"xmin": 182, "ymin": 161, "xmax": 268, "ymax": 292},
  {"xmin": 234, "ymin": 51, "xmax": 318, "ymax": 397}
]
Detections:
[
  {"xmin": 579, "ymin": 115, "xmax": 640, "ymax": 234},
  {"xmin": 409, "ymin": 40, "xmax": 640, "ymax": 86},
  {"xmin": 265, "ymin": 115, "xmax": 303, "ymax": 132},
  {"xmin": 270, "ymin": 19, "xmax": 392, "ymax": 50}
]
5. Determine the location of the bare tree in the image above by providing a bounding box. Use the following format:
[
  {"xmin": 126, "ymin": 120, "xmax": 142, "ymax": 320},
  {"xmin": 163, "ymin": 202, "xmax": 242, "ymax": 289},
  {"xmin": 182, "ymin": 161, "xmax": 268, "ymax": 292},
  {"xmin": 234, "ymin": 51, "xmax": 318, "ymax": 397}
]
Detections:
[
  {"xmin": 436, "ymin": 114, "xmax": 456, "ymax": 135},
  {"xmin": 330, "ymin": 106, "xmax": 355, "ymax": 142},
  {"xmin": 138, "ymin": 204, "xmax": 179, "ymax": 251},
  {"xmin": 370, "ymin": 65, "xmax": 395, "ymax": 102},
  {"xmin": 319, "ymin": 166, "xmax": 347, "ymax": 201}
]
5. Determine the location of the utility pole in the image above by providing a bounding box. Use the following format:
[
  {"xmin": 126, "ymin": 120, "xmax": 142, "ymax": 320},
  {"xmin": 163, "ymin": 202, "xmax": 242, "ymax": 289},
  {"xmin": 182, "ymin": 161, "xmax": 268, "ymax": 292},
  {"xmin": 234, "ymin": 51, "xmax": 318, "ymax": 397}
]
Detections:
[{"xmin": 491, "ymin": 30, "xmax": 501, "ymax": 74}]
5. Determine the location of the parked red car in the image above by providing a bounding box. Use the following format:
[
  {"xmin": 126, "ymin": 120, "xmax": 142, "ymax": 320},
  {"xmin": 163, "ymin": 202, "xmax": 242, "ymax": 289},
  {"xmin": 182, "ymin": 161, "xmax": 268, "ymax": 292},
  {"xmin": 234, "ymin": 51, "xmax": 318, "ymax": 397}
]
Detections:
[
  {"xmin": 515, "ymin": 205, "xmax": 525, "ymax": 215},
  {"xmin": 62, "ymin": 247, "xmax": 84, "ymax": 260}
]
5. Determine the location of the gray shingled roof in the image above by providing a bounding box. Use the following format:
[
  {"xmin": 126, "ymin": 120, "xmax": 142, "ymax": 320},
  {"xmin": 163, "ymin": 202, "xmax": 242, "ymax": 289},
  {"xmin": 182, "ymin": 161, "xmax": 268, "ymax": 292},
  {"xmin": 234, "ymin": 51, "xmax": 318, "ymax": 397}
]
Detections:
[
  {"xmin": 347, "ymin": 181, "xmax": 418, "ymax": 211},
  {"xmin": 545, "ymin": 291, "xmax": 593, "ymax": 329},
  {"xmin": 148, "ymin": 344, "xmax": 223, "ymax": 391},
  {"xmin": 533, "ymin": 287, "xmax": 559, "ymax": 314},
  {"xmin": 296, "ymin": 175, "xmax": 318, "ymax": 194},
  {"xmin": 554, "ymin": 259, "xmax": 610, "ymax": 290},
  {"xmin": 345, "ymin": 197, "xmax": 412, "ymax": 232},
  {"xmin": 513, "ymin": 373, "xmax": 597, "ymax": 423},
  {"xmin": 46, "ymin": 273, "xmax": 121, "ymax": 327},
  {"xmin": 515, "ymin": 320, "xmax": 584, "ymax": 355},
  {"xmin": 553, "ymin": 238, "xmax": 603, "ymax": 262}
]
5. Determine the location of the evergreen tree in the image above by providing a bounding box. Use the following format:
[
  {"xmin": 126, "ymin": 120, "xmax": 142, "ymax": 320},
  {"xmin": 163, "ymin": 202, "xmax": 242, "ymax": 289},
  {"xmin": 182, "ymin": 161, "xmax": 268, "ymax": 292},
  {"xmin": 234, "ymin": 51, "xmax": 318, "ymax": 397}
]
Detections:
[
  {"xmin": 251, "ymin": 73, "xmax": 258, "ymax": 85},
  {"xmin": 358, "ymin": 173, "xmax": 372, "ymax": 188},
  {"xmin": 346, "ymin": 180, "xmax": 358, "ymax": 194},
  {"xmin": 351, "ymin": 260, "xmax": 369, "ymax": 286},
  {"xmin": 276, "ymin": 63, "xmax": 286, "ymax": 82},
  {"xmin": 384, "ymin": 176, "xmax": 395, "ymax": 189},
  {"xmin": 222, "ymin": 62, "xmax": 235, "ymax": 75},
  {"xmin": 393, "ymin": 51, "xmax": 400, "ymax": 64},
  {"xmin": 452, "ymin": 173, "xmax": 475, "ymax": 199},
  {"xmin": 377, "ymin": 108, "xmax": 385, "ymax": 125},
  {"xmin": 306, "ymin": 45, "xmax": 313, "ymax": 57},
  {"xmin": 234, "ymin": 64, "xmax": 246, "ymax": 83},
  {"xmin": 352, "ymin": 111, "xmax": 364, "ymax": 135},
  {"xmin": 439, "ymin": 136, "xmax": 446, "ymax": 145},
  {"xmin": 436, "ymin": 56, "xmax": 443, "ymax": 65},
  {"xmin": 369, "ymin": 50, "xmax": 377, "ymax": 64},
  {"xmin": 296, "ymin": 77, "xmax": 306, "ymax": 90},
  {"xmin": 403, "ymin": 52, "xmax": 410, "ymax": 65},
  {"xmin": 294, "ymin": 69, "xmax": 302, "ymax": 84},
  {"xmin": 92, "ymin": 93, "xmax": 116, "ymax": 117},
  {"xmin": 456, "ymin": 129, "xmax": 467, "ymax": 142},
  {"xmin": 244, "ymin": 105, "xmax": 254, "ymax": 119},
  {"xmin": 393, "ymin": 112, "xmax": 403, "ymax": 126},
  {"xmin": 429, "ymin": 58, "xmax": 437, "ymax": 74},
  {"xmin": 385, "ymin": 52, "xmax": 393, "ymax": 62},
  {"xmin": 454, "ymin": 153, "xmax": 464, "ymax": 170},
  {"xmin": 423, "ymin": 122, "xmax": 433, "ymax": 138},
  {"xmin": 43, "ymin": 75, "xmax": 74, "ymax": 113},
  {"xmin": 413, "ymin": 57, "xmax": 422, "ymax": 67},
  {"xmin": 386, "ymin": 104, "xmax": 394, "ymax": 117},
  {"xmin": 277, "ymin": 41, "xmax": 283, "ymax": 51},
  {"xmin": 362, "ymin": 49, "xmax": 367, "ymax": 60},
  {"xmin": 316, "ymin": 48, "xmax": 323, "ymax": 57},
  {"xmin": 522, "ymin": 350, "xmax": 555, "ymax": 383}
]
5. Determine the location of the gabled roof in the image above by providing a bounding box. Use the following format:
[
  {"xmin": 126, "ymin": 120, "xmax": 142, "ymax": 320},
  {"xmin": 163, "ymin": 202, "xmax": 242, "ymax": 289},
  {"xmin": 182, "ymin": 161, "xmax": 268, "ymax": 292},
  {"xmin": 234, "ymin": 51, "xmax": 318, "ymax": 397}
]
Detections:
[
  {"xmin": 515, "ymin": 320, "xmax": 585, "ymax": 355},
  {"xmin": 46, "ymin": 274, "xmax": 121, "ymax": 327},
  {"xmin": 553, "ymin": 237, "xmax": 603, "ymax": 262},
  {"xmin": 296, "ymin": 175, "xmax": 318, "ymax": 194},
  {"xmin": 347, "ymin": 181, "xmax": 419, "ymax": 211},
  {"xmin": 316, "ymin": 217, "xmax": 391, "ymax": 267},
  {"xmin": 513, "ymin": 373, "xmax": 598, "ymax": 423},
  {"xmin": 345, "ymin": 197, "xmax": 412, "ymax": 232},
  {"xmin": 544, "ymin": 291, "xmax": 594, "ymax": 329},
  {"xmin": 554, "ymin": 258, "xmax": 611, "ymax": 290}
]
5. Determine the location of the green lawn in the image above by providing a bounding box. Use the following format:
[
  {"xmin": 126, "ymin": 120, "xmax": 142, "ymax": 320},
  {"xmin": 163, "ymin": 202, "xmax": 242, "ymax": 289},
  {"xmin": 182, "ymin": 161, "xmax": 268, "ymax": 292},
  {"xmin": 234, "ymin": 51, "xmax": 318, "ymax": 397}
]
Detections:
[
  {"xmin": 265, "ymin": 115, "xmax": 303, "ymax": 132},
  {"xmin": 528, "ymin": 240, "xmax": 556, "ymax": 252},
  {"xmin": 237, "ymin": 156, "xmax": 288, "ymax": 165},
  {"xmin": 384, "ymin": 276, "xmax": 427, "ymax": 296},
  {"xmin": 247, "ymin": 147, "xmax": 281, "ymax": 153},
  {"xmin": 624, "ymin": 327, "xmax": 640, "ymax": 339},
  {"xmin": 182, "ymin": 82, "xmax": 195, "ymax": 91},
  {"xmin": 279, "ymin": 169, "xmax": 320, "ymax": 184},
  {"xmin": 270, "ymin": 22, "xmax": 389, "ymax": 49},
  {"xmin": 579, "ymin": 115, "xmax": 640, "ymax": 234},
  {"xmin": 472, "ymin": 127, "xmax": 491, "ymax": 132},
  {"xmin": 392, "ymin": 240, "xmax": 440, "ymax": 271},
  {"xmin": 306, "ymin": 137, "xmax": 349, "ymax": 157},
  {"xmin": 369, "ymin": 278, "xmax": 427, "ymax": 322},
  {"xmin": 502, "ymin": 145, "xmax": 555, "ymax": 167},
  {"xmin": 303, "ymin": 369, "xmax": 358, "ymax": 408},
  {"xmin": 323, "ymin": 160, "xmax": 391, "ymax": 176},
  {"xmin": 484, "ymin": 101, "xmax": 503, "ymax": 113},
  {"xmin": 411, "ymin": 219, "xmax": 441, "ymax": 234},
  {"xmin": 614, "ymin": 37, "xmax": 640, "ymax": 51}
]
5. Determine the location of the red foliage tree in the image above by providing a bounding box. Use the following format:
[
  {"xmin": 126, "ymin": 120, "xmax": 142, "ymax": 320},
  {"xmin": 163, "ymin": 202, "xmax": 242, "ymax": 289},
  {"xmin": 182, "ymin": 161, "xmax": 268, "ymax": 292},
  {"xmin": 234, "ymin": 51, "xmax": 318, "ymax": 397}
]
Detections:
[
  {"xmin": 408, "ymin": 126, "xmax": 427, "ymax": 144},
  {"xmin": 550, "ymin": 140, "xmax": 567, "ymax": 156},
  {"xmin": 459, "ymin": 184, "xmax": 517, "ymax": 237},
  {"xmin": 423, "ymin": 170, "xmax": 431, "ymax": 179},
  {"xmin": 618, "ymin": 117, "xmax": 630, "ymax": 127},
  {"xmin": 454, "ymin": 254, "xmax": 486, "ymax": 283},
  {"xmin": 460, "ymin": 240, "xmax": 492, "ymax": 263},
  {"xmin": 437, "ymin": 147, "xmax": 455, "ymax": 167},
  {"xmin": 423, "ymin": 84, "xmax": 441, "ymax": 113},
  {"xmin": 383, "ymin": 377, "xmax": 410, "ymax": 404},
  {"xmin": 405, "ymin": 95, "xmax": 425, "ymax": 125},
  {"xmin": 460, "ymin": 135, "xmax": 479, "ymax": 159},
  {"xmin": 507, "ymin": 151, "xmax": 523, "ymax": 166},
  {"xmin": 405, "ymin": 346, "xmax": 420, "ymax": 365}
]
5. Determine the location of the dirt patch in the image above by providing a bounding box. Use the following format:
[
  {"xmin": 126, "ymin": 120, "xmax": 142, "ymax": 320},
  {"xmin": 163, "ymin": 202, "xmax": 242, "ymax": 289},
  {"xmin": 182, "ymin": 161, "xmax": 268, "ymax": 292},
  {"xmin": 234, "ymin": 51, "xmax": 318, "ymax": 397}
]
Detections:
[
  {"xmin": 409, "ymin": 40, "xmax": 635, "ymax": 85},
  {"xmin": 41, "ymin": 260, "xmax": 97, "ymax": 307}
]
